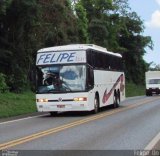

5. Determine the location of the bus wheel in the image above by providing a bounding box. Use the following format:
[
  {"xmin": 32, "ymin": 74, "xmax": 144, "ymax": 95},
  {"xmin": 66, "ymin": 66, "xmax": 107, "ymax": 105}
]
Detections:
[
  {"xmin": 117, "ymin": 90, "xmax": 120, "ymax": 107},
  {"xmin": 50, "ymin": 111, "xmax": 58, "ymax": 116},
  {"xmin": 113, "ymin": 93, "xmax": 118, "ymax": 108},
  {"xmin": 93, "ymin": 96, "xmax": 99, "ymax": 114}
]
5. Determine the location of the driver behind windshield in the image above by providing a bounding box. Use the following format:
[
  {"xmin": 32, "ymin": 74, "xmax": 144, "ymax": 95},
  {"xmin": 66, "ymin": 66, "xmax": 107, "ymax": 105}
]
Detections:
[{"xmin": 43, "ymin": 73, "xmax": 60, "ymax": 86}]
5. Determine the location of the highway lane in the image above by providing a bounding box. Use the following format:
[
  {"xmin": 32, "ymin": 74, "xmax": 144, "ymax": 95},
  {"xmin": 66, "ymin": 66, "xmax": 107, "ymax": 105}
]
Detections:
[{"xmin": 0, "ymin": 96, "xmax": 160, "ymax": 151}]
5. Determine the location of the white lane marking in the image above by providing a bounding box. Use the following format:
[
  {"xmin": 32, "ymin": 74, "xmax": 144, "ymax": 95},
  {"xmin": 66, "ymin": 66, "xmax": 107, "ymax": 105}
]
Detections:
[
  {"xmin": 144, "ymin": 131, "xmax": 160, "ymax": 150},
  {"xmin": 0, "ymin": 114, "xmax": 48, "ymax": 125}
]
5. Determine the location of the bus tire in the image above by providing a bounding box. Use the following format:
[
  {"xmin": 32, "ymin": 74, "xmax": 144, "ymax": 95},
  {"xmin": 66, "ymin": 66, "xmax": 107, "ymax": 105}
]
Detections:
[
  {"xmin": 93, "ymin": 95, "xmax": 99, "ymax": 114},
  {"xmin": 146, "ymin": 93, "xmax": 150, "ymax": 96},
  {"xmin": 50, "ymin": 111, "xmax": 58, "ymax": 116},
  {"xmin": 117, "ymin": 90, "xmax": 120, "ymax": 107},
  {"xmin": 113, "ymin": 91, "xmax": 119, "ymax": 108},
  {"xmin": 146, "ymin": 90, "xmax": 151, "ymax": 96},
  {"xmin": 148, "ymin": 92, "xmax": 152, "ymax": 96}
]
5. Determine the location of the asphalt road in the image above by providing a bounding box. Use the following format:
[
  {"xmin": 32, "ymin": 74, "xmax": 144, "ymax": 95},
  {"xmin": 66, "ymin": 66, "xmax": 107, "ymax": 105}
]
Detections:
[{"xmin": 0, "ymin": 96, "xmax": 160, "ymax": 156}]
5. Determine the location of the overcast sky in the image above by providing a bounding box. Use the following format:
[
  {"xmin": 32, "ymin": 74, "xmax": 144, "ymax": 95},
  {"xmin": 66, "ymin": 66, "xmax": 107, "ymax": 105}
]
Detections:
[{"xmin": 128, "ymin": 0, "xmax": 160, "ymax": 65}]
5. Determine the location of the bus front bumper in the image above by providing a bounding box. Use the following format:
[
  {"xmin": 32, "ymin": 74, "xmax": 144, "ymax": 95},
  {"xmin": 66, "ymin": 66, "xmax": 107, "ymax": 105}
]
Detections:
[{"xmin": 36, "ymin": 102, "xmax": 92, "ymax": 112}]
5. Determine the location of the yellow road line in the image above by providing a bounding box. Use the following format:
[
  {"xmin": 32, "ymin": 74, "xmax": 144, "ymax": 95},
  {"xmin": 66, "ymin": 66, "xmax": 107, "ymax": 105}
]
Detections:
[{"xmin": 0, "ymin": 97, "xmax": 160, "ymax": 150}]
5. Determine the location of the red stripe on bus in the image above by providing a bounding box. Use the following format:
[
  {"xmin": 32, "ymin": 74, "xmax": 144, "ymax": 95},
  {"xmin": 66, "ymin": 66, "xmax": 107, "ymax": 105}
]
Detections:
[{"xmin": 102, "ymin": 74, "xmax": 125, "ymax": 104}]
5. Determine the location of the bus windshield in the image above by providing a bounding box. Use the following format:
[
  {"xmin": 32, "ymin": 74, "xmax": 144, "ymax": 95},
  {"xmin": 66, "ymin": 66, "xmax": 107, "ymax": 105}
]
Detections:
[
  {"xmin": 36, "ymin": 65, "xmax": 86, "ymax": 93},
  {"xmin": 148, "ymin": 79, "xmax": 160, "ymax": 84}
]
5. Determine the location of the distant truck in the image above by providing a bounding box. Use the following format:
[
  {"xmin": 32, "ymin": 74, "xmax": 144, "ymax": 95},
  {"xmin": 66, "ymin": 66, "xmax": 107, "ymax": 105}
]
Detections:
[{"xmin": 145, "ymin": 71, "xmax": 160, "ymax": 96}]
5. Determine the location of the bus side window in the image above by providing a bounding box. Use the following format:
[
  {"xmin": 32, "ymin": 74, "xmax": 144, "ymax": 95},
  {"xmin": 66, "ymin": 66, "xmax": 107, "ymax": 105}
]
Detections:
[
  {"xmin": 105, "ymin": 54, "xmax": 110, "ymax": 70},
  {"xmin": 87, "ymin": 66, "xmax": 94, "ymax": 90},
  {"xmin": 86, "ymin": 50, "xmax": 93, "ymax": 67},
  {"xmin": 108, "ymin": 55, "xmax": 113, "ymax": 70}
]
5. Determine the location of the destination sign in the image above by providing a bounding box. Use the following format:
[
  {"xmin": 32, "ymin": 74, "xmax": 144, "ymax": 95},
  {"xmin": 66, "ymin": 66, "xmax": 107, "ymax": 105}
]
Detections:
[{"xmin": 36, "ymin": 51, "xmax": 86, "ymax": 65}]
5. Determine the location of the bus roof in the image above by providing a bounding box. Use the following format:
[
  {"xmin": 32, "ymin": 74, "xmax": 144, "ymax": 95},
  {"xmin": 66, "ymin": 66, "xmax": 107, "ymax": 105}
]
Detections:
[{"xmin": 37, "ymin": 44, "xmax": 122, "ymax": 58}]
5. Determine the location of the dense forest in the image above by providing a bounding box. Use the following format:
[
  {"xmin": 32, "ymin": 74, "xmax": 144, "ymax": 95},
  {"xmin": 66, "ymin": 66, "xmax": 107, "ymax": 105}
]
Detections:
[{"xmin": 0, "ymin": 0, "xmax": 153, "ymax": 92}]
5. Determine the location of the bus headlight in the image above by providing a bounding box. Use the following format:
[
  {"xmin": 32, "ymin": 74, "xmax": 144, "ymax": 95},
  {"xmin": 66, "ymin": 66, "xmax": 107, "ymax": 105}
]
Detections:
[
  {"xmin": 74, "ymin": 97, "xmax": 87, "ymax": 101},
  {"xmin": 37, "ymin": 99, "xmax": 48, "ymax": 102}
]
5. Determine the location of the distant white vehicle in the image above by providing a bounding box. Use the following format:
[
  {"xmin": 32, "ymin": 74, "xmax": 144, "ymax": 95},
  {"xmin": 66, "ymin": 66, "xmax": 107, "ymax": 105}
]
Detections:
[
  {"xmin": 36, "ymin": 44, "xmax": 125, "ymax": 115},
  {"xmin": 145, "ymin": 71, "xmax": 160, "ymax": 96}
]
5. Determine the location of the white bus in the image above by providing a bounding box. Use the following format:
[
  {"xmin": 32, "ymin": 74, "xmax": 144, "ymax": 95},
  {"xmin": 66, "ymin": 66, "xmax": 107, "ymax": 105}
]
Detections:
[{"xmin": 36, "ymin": 44, "xmax": 125, "ymax": 115}]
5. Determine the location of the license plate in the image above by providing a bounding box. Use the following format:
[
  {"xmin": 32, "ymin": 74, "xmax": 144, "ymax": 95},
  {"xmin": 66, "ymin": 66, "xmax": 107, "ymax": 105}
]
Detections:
[{"xmin": 57, "ymin": 105, "xmax": 65, "ymax": 108}]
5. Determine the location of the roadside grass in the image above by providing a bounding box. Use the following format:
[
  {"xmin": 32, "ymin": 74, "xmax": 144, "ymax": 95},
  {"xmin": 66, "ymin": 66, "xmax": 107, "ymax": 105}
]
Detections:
[
  {"xmin": 0, "ymin": 92, "xmax": 36, "ymax": 118},
  {"xmin": 126, "ymin": 82, "xmax": 145, "ymax": 97}
]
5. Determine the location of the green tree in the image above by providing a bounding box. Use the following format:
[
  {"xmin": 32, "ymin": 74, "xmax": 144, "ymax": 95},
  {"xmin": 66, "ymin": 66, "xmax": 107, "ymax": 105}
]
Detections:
[
  {"xmin": 0, "ymin": 0, "xmax": 81, "ymax": 92},
  {"xmin": 149, "ymin": 63, "xmax": 160, "ymax": 71},
  {"xmin": 0, "ymin": 0, "xmax": 154, "ymax": 92},
  {"xmin": 80, "ymin": 0, "xmax": 113, "ymax": 47},
  {"xmin": 0, "ymin": 0, "xmax": 13, "ymax": 74},
  {"xmin": 79, "ymin": 0, "xmax": 153, "ymax": 84},
  {"xmin": 75, "ymin": 1, "xmax": 89, "ymax": 43},
  {"xmin": 0, "ymin": 0, "xmax": 41, "ymax": 91},
  {"xmin": 118, "ymin": 12, "xmax": 153, "ymax": 83},
  {"xmin": 38, "ymin": 0, "xmax": 79, "ymax": 47},
  {"xmin": 0, "ymin": 0, "xmax": 12, "ymax": 15},
  {"xmin": 0, "ymin": 73, "xmax": 8, "ymax": 92}
]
